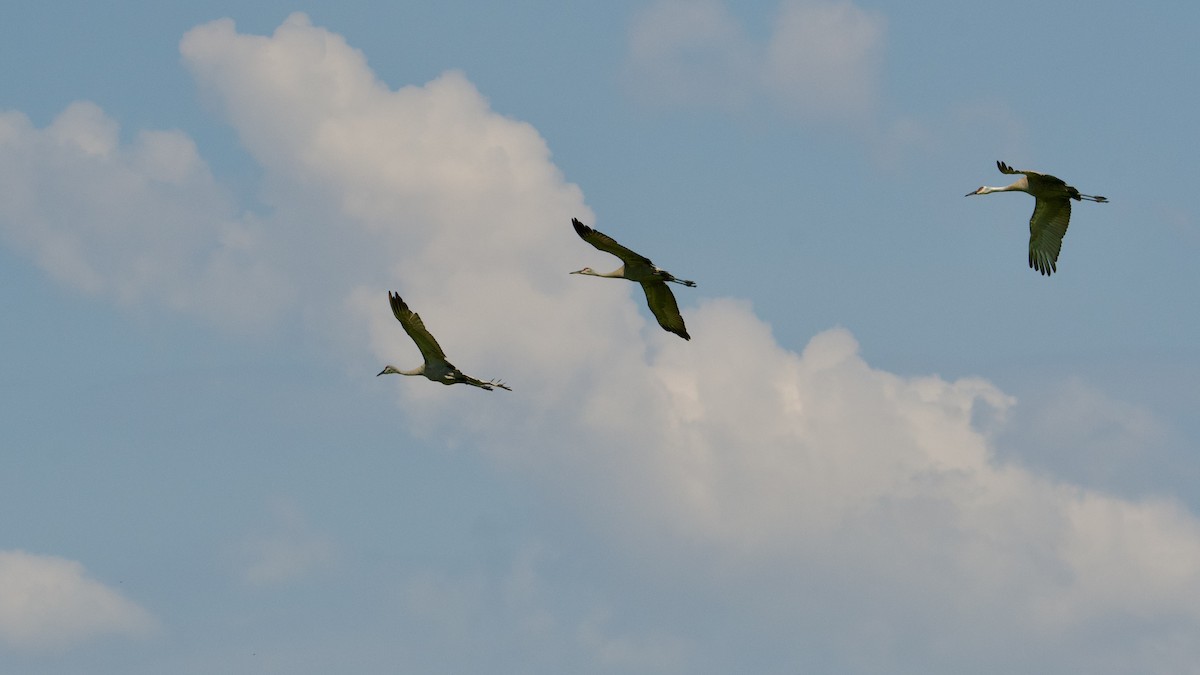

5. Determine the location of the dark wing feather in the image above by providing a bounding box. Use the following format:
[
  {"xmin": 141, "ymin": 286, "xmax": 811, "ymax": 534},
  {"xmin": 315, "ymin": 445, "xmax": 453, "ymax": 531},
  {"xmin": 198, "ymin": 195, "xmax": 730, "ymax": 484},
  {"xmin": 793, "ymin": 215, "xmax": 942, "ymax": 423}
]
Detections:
[
  {"xmin": 572, "ymin": 218, "xmax": 653, "ymax": 266},
  {"xmin": 998, "ymin": 160, "xmax": 1051, "ymax": 179},
  {"xmin": 388, "ymin": 292, "xmax": 448, "ymax": 362},
  {"xmin": 999, "ymin": 160, "xmax": 1067, "ymax": 190},
  {"xmin": 1028, "ymin": 198, "xmax": 1071, "ymax": 276},
  {"xmin": 640, "ymin": 281, "xmax": 690, "ymax": 340}
]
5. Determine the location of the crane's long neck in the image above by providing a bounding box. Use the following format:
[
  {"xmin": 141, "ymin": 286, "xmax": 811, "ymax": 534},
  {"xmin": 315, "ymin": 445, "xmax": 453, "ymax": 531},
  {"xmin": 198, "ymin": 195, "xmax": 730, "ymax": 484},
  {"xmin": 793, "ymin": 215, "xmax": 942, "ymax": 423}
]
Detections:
[
  {"xmin": 378, "ymin": 364, "xmax": 425, "ymax": 377},
  {"xmin": 980, "ymin": 181, "xmax": 1026, "ymax": 195},
  {"xmin": 575, "ymin": 265, "xmax": 626, "ymax": 279}
]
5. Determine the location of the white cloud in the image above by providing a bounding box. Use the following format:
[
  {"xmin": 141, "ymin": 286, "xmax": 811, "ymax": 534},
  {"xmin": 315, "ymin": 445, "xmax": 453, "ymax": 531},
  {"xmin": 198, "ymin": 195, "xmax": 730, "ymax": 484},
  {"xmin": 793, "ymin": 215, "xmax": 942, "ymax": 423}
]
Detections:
[
  {"xmin": 2, "ymin": 13, "xmax": 1199, "ymax": 671},
  {"xmin": 0, "ymin": 550, "xmax": 157, "ymax": 650},
  {"xmin": 625, "ymin": 0, "xmax": 886, "ymax": 120},
  {"xmin": 0, "ymin": 102, "xmax": 291, "ymax": 331}
]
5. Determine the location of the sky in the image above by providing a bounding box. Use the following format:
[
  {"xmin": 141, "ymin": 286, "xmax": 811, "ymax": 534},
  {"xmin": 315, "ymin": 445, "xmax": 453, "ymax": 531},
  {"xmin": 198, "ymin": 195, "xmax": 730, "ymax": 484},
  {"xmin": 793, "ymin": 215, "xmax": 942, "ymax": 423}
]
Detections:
[{"xmin": 1, "ymin": 2, "xmax": 1199, "ymax": 673}]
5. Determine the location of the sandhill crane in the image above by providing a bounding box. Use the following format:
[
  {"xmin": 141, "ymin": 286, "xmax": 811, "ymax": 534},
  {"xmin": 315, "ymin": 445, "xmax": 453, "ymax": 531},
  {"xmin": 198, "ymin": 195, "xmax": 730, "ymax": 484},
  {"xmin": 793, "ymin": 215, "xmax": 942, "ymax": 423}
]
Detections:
[
  {"xmin": 966, "ymin": 161, "xmax": 1107, "ymax": 275},
  {"xmin": 569, "ymin": 217, "xmax": 695, "ymax": 341},
  {"xmin": 377, "ymin": 291, "xmax": 511, "ymax": 391}
]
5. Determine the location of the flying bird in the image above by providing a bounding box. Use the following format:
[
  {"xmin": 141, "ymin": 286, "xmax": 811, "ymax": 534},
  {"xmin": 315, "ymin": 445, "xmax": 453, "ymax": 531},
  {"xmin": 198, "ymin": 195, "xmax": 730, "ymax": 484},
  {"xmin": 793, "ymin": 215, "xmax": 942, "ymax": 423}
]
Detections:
[
  {"xmin": 569, "ymin": 217, "xmax": 695, "ymax": 340},
  {"xmin": 377, "ymin": 291, "xmax": 511, "ymax": 391},
  {"xmin": 966, "ymin": 160, "xmax": 1107, "ymax": 275}
]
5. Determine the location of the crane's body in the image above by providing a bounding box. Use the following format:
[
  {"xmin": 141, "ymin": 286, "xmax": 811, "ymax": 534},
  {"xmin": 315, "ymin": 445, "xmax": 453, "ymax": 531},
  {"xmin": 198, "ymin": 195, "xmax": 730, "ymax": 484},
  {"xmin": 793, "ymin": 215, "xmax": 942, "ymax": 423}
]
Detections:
[
  {"xmin": 377, "ymin": 291, "xmax": 510, "ymax": 391},
  {"xmin": 569, "ymin": 218, "xmax": 695, "ymax": 340},
  {"xmin": 966, "ymin": 161, "xmax": 1107, "ymax": 275}
]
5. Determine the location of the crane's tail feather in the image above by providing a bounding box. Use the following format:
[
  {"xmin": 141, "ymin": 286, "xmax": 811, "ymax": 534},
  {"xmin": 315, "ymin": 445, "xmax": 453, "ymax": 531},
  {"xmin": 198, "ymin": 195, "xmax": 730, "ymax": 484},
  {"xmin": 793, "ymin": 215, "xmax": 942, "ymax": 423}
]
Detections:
[
  {"xmin": 453, "ymin": 370, "xmax": 512, "ymax": 391},
  {"xmin": 473, "ymin": 377, "xmax": 511, "ymax": 391}
]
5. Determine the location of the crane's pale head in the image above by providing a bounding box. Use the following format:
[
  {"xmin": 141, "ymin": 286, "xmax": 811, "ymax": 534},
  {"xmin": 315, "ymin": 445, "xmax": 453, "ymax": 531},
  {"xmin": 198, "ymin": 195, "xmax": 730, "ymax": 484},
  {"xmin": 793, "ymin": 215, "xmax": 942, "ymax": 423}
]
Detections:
[
  {"xmin": 377, "ymin": 365, "xmax": 402, "ymax": 376},
  {"xmin": 570, "ymin": 267, "xmax": 597, "ymax": 276},
  {"xmin": 965, "ymin": 186, "xmax": 986, "ymax": 197}
]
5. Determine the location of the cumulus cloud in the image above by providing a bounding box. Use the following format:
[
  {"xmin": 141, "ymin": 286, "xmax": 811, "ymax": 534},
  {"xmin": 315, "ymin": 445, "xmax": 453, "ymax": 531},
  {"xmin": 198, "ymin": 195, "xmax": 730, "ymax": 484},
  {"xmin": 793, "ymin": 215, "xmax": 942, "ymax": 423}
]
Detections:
[
  {"xmin": 0, "ymin": 550, "xmax": 156, "ymax": 650},
  {"xmin": 625, "ymin": 0, "xmax": 886, "ymax": 120},
  {"xmin": 2, "ymin": 13, "xmax": 1199, "ymax": 671},
  {"xmin": 173, "ymin": 16, "xmax": 1200, "ymax": 669},
  {"xmin": 0, "ymin": 103, "xmax": 290, "ymax": 331}
]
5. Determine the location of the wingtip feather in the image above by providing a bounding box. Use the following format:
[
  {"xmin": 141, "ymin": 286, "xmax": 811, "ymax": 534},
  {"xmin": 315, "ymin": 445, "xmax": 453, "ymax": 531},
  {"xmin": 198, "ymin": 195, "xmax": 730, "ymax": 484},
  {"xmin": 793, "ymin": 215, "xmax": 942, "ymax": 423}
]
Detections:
[{"xmin": 387, "ymin": 290, "xmax": 408, "ymax": 319}]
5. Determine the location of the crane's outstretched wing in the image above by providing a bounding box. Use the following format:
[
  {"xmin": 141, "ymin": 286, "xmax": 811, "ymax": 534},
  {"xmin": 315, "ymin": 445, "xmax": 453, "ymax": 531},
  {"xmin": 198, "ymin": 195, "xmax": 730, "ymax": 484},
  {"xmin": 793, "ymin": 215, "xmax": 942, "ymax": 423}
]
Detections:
[
  {"xmin": 388, "ymin": 292, "xmax": 447, "ymax": 363},
  {"xmin": 997, "ymin": 160, "xmax": 1047, "ymax": 179},
  {"xmin": 1028, "ymin": 198, "xmax": 1071, "ymax": 276},
  {"xmin": 998, "ymin": 160, "xmax": 1068, "ymax": 189},
  {"xmin": 640, "ymin": 281, "xmax": 690, "ymax": 340},
  {"xmin": 572, "ymin": 218, "xmax": 653, "ymax": 266}
]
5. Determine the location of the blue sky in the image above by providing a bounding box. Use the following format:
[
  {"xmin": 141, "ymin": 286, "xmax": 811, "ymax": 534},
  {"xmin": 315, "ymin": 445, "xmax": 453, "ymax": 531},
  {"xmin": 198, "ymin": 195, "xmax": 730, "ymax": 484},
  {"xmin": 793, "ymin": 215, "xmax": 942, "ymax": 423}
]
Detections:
[{"xmin": 2, "ymin": 2, "xmax": 1198, "ymax": 673}]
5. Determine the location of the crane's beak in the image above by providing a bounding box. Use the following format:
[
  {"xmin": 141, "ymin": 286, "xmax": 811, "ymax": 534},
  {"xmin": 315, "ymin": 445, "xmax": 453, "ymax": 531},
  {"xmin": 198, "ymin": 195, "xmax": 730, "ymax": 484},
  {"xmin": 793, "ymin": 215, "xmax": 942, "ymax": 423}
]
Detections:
[
  {"xmin": 376, "ymin": 367, "xmax": 387, "ymax": 376},
  {"xmin": 964, "ymin": 190, "xmax": 977, "ymax": 197}
]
